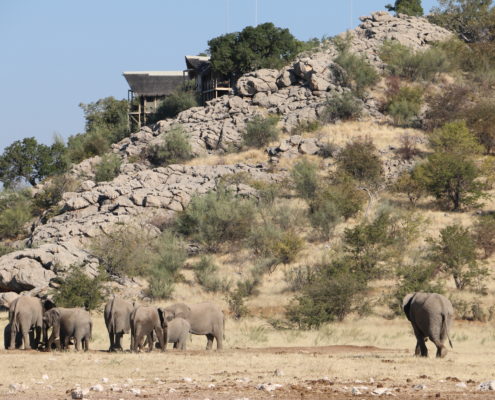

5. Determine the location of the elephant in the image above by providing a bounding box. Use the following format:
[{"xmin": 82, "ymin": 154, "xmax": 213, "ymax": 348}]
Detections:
[
  {"xmin": 165, "ymin": 317, "xmax": 190, "ymax": 350},
  {"xmin": 7, "ymin": 296, "xmax": 45, "ymax": 350},
  {"xmin": 4, "ymin": 323, "xmax": 32, "ymax": 349},
  {"xmin": 104, "ymin": 297, "xmax": 134, "ymax": 351},
  {"xmin": 43, "ymin": 307, "xmax": 92, "ymax": 351},
  {"xmin": 403, "ymin": 292, "xmax": 454, "ymax": 358},
  {"xmin": 165, "ymin": 302, "xmax": 224, "ymax": 350},
  {"xmin": 130, "ymin": 306, "xmax": 171, "ymax": 352}
]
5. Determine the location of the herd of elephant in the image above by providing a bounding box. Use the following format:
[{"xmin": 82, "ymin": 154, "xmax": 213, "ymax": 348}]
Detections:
[
  {"xmin": 3, "ymin": 296, "xmax": 224, "ymax": 352},
  {"xmin": 2, "ymin": 291, "xmax": 453, "ymax": 357}
]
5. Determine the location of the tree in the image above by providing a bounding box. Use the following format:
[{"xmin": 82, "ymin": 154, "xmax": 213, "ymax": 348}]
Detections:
[
  {"xmin": 208, "ymin": 23, "xmax": 302, "ymax": 79},
  {"xmin": 0, "ymin": 137, "xmax": 68, "ymax": 187},
  {"xmin": 336, "ymin": 137, "xmax": 383, "ymax": 185},
  {"xmin": 386, "ymin": 0, "xmax": 424, "ymax": 16},
  {"xmin": 429, "ymin": 0, "xmax": 495, "ymax": 43},
  {"xmin": 428, "ymin": 223, "xmax": 487, "ymax": 290}
]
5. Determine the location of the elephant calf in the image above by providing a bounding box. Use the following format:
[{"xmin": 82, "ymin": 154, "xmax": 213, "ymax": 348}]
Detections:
[
  {"xmin": 130, "ymin": 306, "xmax": 170, "ymax": 352},
  {"xmin": 43, "ymin": 307, "xmax": 92, "ymax": 351},
  {"xmin": 403, "ymin": 292, "xmax": 454, "ymax": 358},
  {"xmin": 165, "ymin": 317, "xmax": 190, "ymax": 350}
]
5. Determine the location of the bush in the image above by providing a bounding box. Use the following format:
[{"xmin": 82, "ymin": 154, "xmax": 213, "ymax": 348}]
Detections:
[
  {"xmin": 386, "ymin": 0, "xmax": 424, "ymax": 16},
  {"xmin": 286, "ymin": 258, "xmax": 367, "ymax": 328},
  {"xmin": 428, "ymin": 121, "xmax": 483, "ymax": 155},
  {"xmin": 320, "ymin": 92, "xmax": 363, "ymax": 122},
  {"xmin": 145, "ymin": 125, "xmax": 193, "ymax": 166},
  {"xmin": 424, "ymin": 84, "xmax": 471, "ymax": 131},
  {"xmin": 147, "ymin": 231, "xmax": 188, "ymax": 299},
  {"xmin": 0, "ymin": 190, "xmax": 33, "ymax": 240},
  {"xmin": 290, "ymin": 119, "xmax": 321, "ymax": 135},
  {"xmin": 52, "ymin": 266, "xmax": 107, "ymax": 311},
  {"xmin": 67, "ymin": 131, "xmax": 110, "ymax": 163},
  {"xmin": 389, "ymin": 262, "xmax": 443, "ymax": 315},
  {"xmin": 152, "ymin": 87, "xmax": 199, "ymax": 121},
  {"xmin": 226, "ymin": 290, "xmax": 249, "ymax": 319},
  {"xmin": 291, "ymin": 159, "xmax": 319, "ymax": 200},
  {"xmin": 397, "ymin": 133, "xmax": 420, "ymax": 160},
  {"xmin": 284, "ymin": 265, "xmax": 318, "ymax": 292},
  {"xmin": 465, "ymin": 100, "xmax": 495, "ymax": 154},
  {"xmin": 94, "ymin": 154, "xmax": 121, "ymax": 183},
  {"xmin": 33, "ymin": 174, "xmax": 80, "ymax": 214},
  {"xmin": 473, "ymin": 214, "xmax": 495, "ymax": 259},
  {"xmin": 0, "ymin": 244, "xmax": 16, "ymax": 257},
  {"xmin": 392, "ymin": 171, "xmax": 426, "ymax": 206},
  {"xmin": 336, "ymin": 137, "xmax": 383, "ymax": 185},
  {"xmin": 385, "ymin": 85, "xmax": 423, "ymax": 126},
  {"xmin": 242, "ymin": 115, "xmax": 280, "ymax": 148},
  {"xmin": 193, "ymin": 256, "xmax": 231, "ymax": 293},
  {"xmin": 380, "ymin": 40, "xmax": 451, "ymax": 81},
  {"xmin": 175, "ymin": 188, "xmax": 256, "ymax": 251},
  {"xmin": 428, "ymin": 223, "xmax": 488, "ymax": 290},
  {"xmin": 90, "ymin": 224, "xmax": 157, "ymax": 277},
  {"xmin": 334, "ymin": 48, "xmax": 379, "ymax": 97}
]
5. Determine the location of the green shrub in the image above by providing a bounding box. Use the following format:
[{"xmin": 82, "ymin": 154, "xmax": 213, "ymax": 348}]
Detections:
[
  {"xmin": 320, "ymin": 92, "xmax": 363, "ymax": 122},
  {"xmin": 145, "ymin": 125, "xmax": 193, "ymax": 166},
  {"xmin": 242, "ymin": 115, "xmax": 280, "ymax": 148},
  {"xmin": 271, "ymin": 231, "xmax": 304, "ymax": 265},
  {"xmin": 428, "ymin": 223, "xmax": 488, "ymax": 291},
  {"xmin": 336, "ymin": 137, "xmax": 383, "ymax": 185},
  {"xmin": 397, "ymin": 133, "xmax": 420, "ymax": 160},
  {"xmin": 0, "ymin": 244, "xmax": 16, "ymax": 257},
  {"xmin": 152, "ymin": 88, "xmax": 199, "ymax": 121},
  {"xmin": 424, "ymin": 84, "xmax": 471, "ymax": 131},
  {"xmin": 428, "ymin": 121, "xmax": 483, "ymax": 155},
  {"xmin": 392, "ymin": 171, "xmax": 426, "ymax": 206},
  {"xmin": 0, "ymin": 190, "xmax": 33, "ymax": 240},
  {"xmin": 473, "ymin": 214, "xmax": 495, "ymax": 259},
  {"xmin": 334, "ymin": 50, "xmax": 379, "ymax": 97},
  {"xmin": 386, "ymin": 0, "xmax": 424, "ymax": 16},
  {"xmin": 465, "ymin": 100, "xmax": 495, "ymax": 154},
  {"xmin": 90, "ymin": 224, "xmax": 157, "ymax": 277},
  {"xmin": 193, "ymin": 256, "xmax": 231, "ymax": 293},
  {"xmin": 291, "ymin": 159, "xmax": 319, "ymax": 200},
  {"xmin": 147, "ymin": 230, "xmax": 188, "ymax": 299},
  {"xmin": 385, "ymin": 86, "xmax": 423, "ymax": 126},
  {"xmin": 52, "ymin": 266, "xmax": 107, "ymax": 311},
  {"xmin": 226, "ymin": 290, "xmax": 249, "ymax": 319},
  {"xmin": 389, "ymin": 262, "xmax": 443, "ymax": 315},
  {"xmin": 284, "ymin": 265, "xmax": 317, "ymax": 292},
  {"xmin": 291, "ymin": 119, "xmax": 321, "ymax": 135},
  {"xmin": 175, "ymin": 188, "xmax": 256, "ymax": 251},
  {"xmin": 286, "ymin": 258, "xmax": 367, "ymax": 328},
  {"xmin": 33, "ymin": 174, "xmax": 80, "ymax": 214},
  {"xmin": 94, "ymin": 154, "xmax": 121, "ymax": 183},
  {"xmin": 380, "ymin": 40, "xmax": 451, "ymax": 81},
  {"xmin": 67, "ymin": 131, "xmax": 110, "ymax": 163}
]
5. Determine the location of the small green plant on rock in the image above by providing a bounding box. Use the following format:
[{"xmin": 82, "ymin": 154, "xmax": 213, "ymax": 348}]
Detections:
[{"xmin": 242, "ymin": 115, "xmax": 280, "ymax": 148}]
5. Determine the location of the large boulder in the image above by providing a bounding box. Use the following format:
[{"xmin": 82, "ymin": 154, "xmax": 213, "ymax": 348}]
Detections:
[{"xmin": 236, "ymin": 69, "xmax": 279, "ymax": 96}]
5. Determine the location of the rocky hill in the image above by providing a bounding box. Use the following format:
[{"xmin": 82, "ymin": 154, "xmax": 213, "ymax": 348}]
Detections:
[{"xmin": 0, "ymin": 12, "xmax": 452, "ymax": 303}]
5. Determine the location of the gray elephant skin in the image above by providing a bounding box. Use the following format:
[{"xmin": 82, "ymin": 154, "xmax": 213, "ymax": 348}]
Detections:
[
  {"xmin": 403, "ymin": 292, "xmax": 454, "ymax": 358},
  {"xmin": 165, "ymin": 302, "xmax": 224, "ymax": 350},
  {"xmin": 130, "ymin": 306, "xmax": 170, "ymax": 352},
  {"xmin": 7, "ymin": 296, "xmax": 45, "ymax": 350},
  {"xmin": 165, "ymin": 317, "xmax": 190, "ymax": 350},
  {"xmin": 104, "ymin": 297, "xmax": 134, "ymax": 351},
  {"xmin": 44, "ymin": 307, "xmax": 92, "ymax": 351}
]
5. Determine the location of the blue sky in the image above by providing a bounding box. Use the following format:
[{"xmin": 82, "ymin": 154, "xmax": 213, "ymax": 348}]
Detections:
[{"xmin": 0, "ymin": 0, "xmax": 438, "ymax": 152}]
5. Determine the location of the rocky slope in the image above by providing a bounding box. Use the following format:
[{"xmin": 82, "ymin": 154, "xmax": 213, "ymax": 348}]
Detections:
[{"xmin": 0, "ymin": 11, "xmax": 451, "ymax": 299}]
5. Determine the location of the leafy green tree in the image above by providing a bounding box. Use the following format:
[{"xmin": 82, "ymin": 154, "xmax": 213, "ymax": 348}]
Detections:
[
  {"xmin": 208, "ymin": 23, "xmax": 302, "ymax": 79},
  {"xmin": 386, "ymin": 0, "xmax": 424, "ymax": 16},
  {"xmin": 428, "ymin": 121, "xmax": 483, "ymax": 155},
  {"xmin": 334, "ymin": 47, "xmax": 379, "ymax": 97},
  {"xmin": 146, "ymin": 125, "xmax": 193, "ymax": 166},
  {"xmin": 291, "ymin": 159, "xmax": 319, "ymax": 200},
  {"xmin": 336, "ymin": 137, "xmax": 383, "ymax": 185},
  {"xmin": 0, "ymin": 189, "xmax": 33, "ymax": 239},
  {"xmin": 429, "ymin": 0, "xmax": 495, "ymax": 43},
  {"xmin": 428, "ymin": 223, "xmax": 488, "ymax": 290},
  {"xmin": 0, "ymin": 137, "xmax": 68, "ymax": 187}
]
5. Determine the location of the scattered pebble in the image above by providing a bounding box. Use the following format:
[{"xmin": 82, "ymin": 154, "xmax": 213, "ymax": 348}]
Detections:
[
  {"xmin": 478, "ymin": 380, "xmax": 495, "ymax": 391},
  {"xmin": 90, "ymin": 384, "xmax": 104, "ymax": 392},
  {"xmin": 70, "ymin": 387, "xmax": 88, "ymax": 399},
  {"xmin": 456, "ymin": 382, "xmax": 468, "ymax": 389},
  {"xmin": 101, "ymin": 377, "xmax": 109, "ymax": 383},
  {"xmin": 129, "ymin": 387, "xmax": 141, "ymax": 395},
  {"xmin": 274, "ymin": 368, "xmax": 284, "ymax": 377},
  {"xmin": 42, "ymin": 374, "xmax": 49, "ymax": 381},
  {"xmin": 9, "ymin": 383, "xmax": 28, "ymax": 393},
  {"xmin": 168, "ymin": 388, "xmax": 177, "ymax": 393},
  {"xmin": 255, "ymin": 383, "xmax": 283, "ymax": 392},
  {"xmin": 110, "ymin": 384, "xmax": 123, "ymax": 392},
  {"xmin": 372, "ymin": 387, "xmax": 393, "ymax": 396},
  {"xmin": 183, "ymin": 377, "xmax": 193, "ymax": 383},
  {"xmin": 207, "ymin": 383, "xmax": 216, "ymax": 388},
  {"xmin": 413, "ymin": 384, "xmax": 426, "ymax": 390}
]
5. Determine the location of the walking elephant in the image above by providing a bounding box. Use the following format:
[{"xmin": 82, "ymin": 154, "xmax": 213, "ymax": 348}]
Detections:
[
  {"xmin": 7, "ymin": 296, "xmax": 45, "ymax": 350},
  {"xmin": 104, "ymin": 297, "xmax": 134, "ymax": 351},
  {"xmin": 43, "ymin": 307, "xmax": 92, "ymax": 351},
  {"xmin": 165, "ymin": 317, "xmax": 190, "ymax": 350},
  {"xmin": 165, "ymin": 302, "xmax": 224, "ymax": 350},
  {"xmin": 130, "ymin": 306, "xmax": 171, "ymax": 352},
  {"xmin": 403, "ymin": 292, "xmax": 454, "ymax": 358}
]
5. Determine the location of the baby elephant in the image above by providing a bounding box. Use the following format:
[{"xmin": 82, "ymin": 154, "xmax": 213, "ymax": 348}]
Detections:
[
  {"xmin": 403, "ymin": 292, "xmax": 454, "ymax": 358},
  {"xmin": 165, "ymin": 317, "xmax": 190, "ymax": 350},
  {"xmin": 43, "ymin": 307, "xmax": 92, "ymax": 351}
]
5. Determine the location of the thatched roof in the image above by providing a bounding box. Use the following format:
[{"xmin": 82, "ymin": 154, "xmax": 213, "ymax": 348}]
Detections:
[{"xmin": 123, "ymin": 71, "xmax": 185, "ymax": 96}]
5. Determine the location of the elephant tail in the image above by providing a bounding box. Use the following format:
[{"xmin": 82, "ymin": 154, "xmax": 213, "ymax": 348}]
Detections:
[
  {"xmin": 441, "ymin": 313, "xmax": 453, "ymax": 349},
  {"xmin": 89, "ymin": 320, "xmax": 93, "ymax": 341}
]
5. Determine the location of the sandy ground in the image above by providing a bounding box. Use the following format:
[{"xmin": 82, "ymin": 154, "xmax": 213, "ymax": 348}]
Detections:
[{"xmin": 1, "ymin": 313, "xmax": 495, "ymax": 399}]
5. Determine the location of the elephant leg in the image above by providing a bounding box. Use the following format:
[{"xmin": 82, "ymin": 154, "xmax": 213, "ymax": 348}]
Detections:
[
  {"xmin": 34, "ymin": 327, "xmax": 41, "ymax": 349},
  {"xmin": 206, "ymin": 334, "xmax": 214, "ymax": 350},
  {"xmin": 63, "ymin": 336, "xmax": 70, "ymax": 351},
  {"xmin": 412, "ymin": 325, "xmax": 428, "ymax": 357},
  {"xmin": 108, "ymin": 330, "xmax": 115, "ymax": 351},
  {"xmin": 147, "ymin": 333, "xmax": 153, "ymax": 352},
  {"xmin": 215, "ymin": 333, "xmax": 223, "ymax": 350},
  {"xmin": 83, "ymin": 336, "xmax": 89, "ymax": 352},
  {"xmin": 433, "ymin": 339, "xmax": 447, "ymax": 358},
  {"xmin": 22, "ymin": 331, "xmax": 30, "ymax": 350},
  {"xmin": 75, "ymin": 337, "xmax": 81, "ymax": 352},
  {"xmin": 116, "ymin": 332, "xmax": 123, "ymax": 351},
  {"xmin": 9, "ymin": 326, "xmax": 16, "ymax": 350}
]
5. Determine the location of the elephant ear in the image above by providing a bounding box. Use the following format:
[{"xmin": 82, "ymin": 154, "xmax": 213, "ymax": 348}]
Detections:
[
  {"xmin": 157, "ymin": 308, "xmax": 167, "ymax": 328},
  {"xmin": 402, "ymin": 293, "xmax": 415, "ymax": 321}
]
